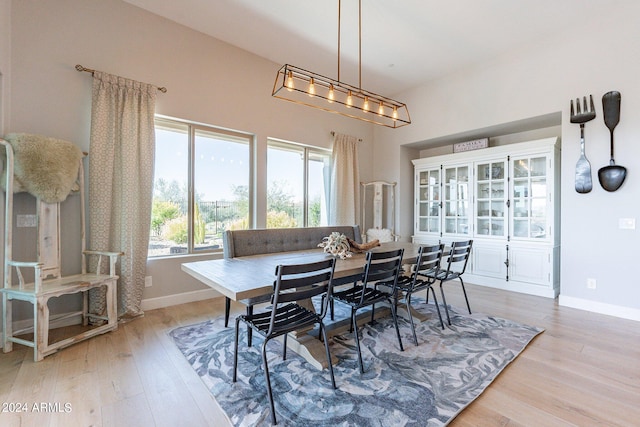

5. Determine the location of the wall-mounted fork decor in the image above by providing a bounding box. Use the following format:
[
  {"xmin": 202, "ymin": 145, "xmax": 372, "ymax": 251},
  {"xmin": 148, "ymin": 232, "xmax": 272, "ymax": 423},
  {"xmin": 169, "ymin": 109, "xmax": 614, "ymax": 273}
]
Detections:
[{"xmin": 570, "ymin": 95, "xmax": 596, "ymax": 194}]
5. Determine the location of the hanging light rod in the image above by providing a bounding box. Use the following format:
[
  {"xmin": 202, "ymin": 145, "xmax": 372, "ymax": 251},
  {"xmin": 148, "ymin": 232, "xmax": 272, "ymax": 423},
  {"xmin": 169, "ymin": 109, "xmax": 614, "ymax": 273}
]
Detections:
[{"xmin": 271, "ymin": 0, "xmax": 410, "ymax": 129}]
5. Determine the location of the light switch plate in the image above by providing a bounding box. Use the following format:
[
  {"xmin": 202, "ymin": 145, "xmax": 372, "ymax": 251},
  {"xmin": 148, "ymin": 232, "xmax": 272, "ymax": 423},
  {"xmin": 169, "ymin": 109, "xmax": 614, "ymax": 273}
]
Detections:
[
  {"xmin": 16, "ymin": 214, "xmax": 37, "ymax": 227},
  {"xmin": 619, "ymin": 218, "xmax": 636, "ymax": 230}
]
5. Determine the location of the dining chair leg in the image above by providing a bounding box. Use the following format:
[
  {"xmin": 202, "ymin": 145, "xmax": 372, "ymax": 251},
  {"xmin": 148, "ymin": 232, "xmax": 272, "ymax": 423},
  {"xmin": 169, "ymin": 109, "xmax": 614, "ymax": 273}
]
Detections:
[
  {"xmin": 349, "ymin": 308, "xmax": 355, "ymax": 333},
  {"xmin": 459, "ymin": 278, "xmax": 472, "ymax": 314},
  {"xmin": 405, "ymin": 294, "xmax": 419, "ymax": 346},
  {"xmin": 352, "ymin": 311, "xmax": 365, "ymax": 374},
  {"xmin": 429, "ymin": 288, "xmax": 445, "ymax": 330},
  {"xmin": 439, "ymin": 283, "xmax": 452, "ymax": 326},
  {"xmin": 261, "ymin": 339, "xmax": 277, "ymax": 425},
  {"xmin": 224, "ymin": 297, "xmax": 231, "ymax": 327},
  {"xmin": 232, "ymin": 317, "xmax": 242, "ymax": 382},
  {"xmin": 321, "ymin": 294, "xmax": 332, "ymax": 321},
  {"xmin": 320, "ymin": 323, "xmax": 337, "ymax": 389},
  {"xmin": 246, "ymin": 305, "xmax": 254, "ymax": 346},
  {"xmin": 282, "ymin": 333, "xmax": 288, "ymax": 360},
  {"xmin": 389, "ymin": 298, "xmax": 404, "ymax": 352}
]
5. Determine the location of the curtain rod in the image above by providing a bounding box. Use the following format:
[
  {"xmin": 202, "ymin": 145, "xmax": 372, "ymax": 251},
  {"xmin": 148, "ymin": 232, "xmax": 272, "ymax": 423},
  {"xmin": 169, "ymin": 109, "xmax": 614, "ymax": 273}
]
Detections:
[
  {"xmin": 75, "ymin": 64, "xmax": 167, "ymax": 93},
  {"xmin": 330, "ymin": 131, "xmax": 363, "ymax": 142}
]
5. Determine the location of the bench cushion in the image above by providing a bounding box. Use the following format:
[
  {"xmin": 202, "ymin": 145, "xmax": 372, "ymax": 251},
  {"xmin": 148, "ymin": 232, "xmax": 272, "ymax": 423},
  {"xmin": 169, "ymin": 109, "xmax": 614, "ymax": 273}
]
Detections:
[{"xmin": 223, "ymin": 226, "xmax": 362, "ymax": 258}]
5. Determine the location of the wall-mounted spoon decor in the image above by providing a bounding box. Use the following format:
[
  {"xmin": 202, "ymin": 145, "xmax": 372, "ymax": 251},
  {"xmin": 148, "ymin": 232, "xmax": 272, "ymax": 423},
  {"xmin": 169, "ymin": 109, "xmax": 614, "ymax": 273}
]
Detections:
[{"xmin": 598, "ymin": 91, "xmax": 626, "ymax": 192}]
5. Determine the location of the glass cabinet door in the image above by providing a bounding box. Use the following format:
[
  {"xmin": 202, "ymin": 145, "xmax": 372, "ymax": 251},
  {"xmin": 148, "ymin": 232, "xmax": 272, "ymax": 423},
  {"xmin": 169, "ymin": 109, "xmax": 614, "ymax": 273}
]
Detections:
[
  {"xmin": 416, "ymin": 168, "xmax": 441, "ymax": 234},
  {"xmin": 443, "ymin": 165, "xmax": 470, "ymax": 235},
  {"xmin": 476, "ymin": 160, "xmax": 507, "ymax": 237},
  {"xmin": 512, "ymin": 156, "xmax": 548, "ymax": 239}
]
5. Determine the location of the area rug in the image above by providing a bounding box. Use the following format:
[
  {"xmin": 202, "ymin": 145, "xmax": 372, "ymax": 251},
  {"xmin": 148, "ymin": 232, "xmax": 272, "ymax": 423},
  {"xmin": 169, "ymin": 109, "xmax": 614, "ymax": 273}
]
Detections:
[{"xmin": 170, "ymin": 301, "xmax": 543, "ymax": 426}]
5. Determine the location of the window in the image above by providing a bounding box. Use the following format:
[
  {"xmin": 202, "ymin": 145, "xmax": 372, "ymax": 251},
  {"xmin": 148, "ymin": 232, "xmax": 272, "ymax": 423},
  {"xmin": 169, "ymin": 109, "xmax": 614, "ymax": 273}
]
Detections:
[
  {"xmin": 266, "ymin": 139, "xmax": 331, "ymax": 228},
  {"xmin": 149, "ymin": 117, "xmax": 252, "ymax": 257}
]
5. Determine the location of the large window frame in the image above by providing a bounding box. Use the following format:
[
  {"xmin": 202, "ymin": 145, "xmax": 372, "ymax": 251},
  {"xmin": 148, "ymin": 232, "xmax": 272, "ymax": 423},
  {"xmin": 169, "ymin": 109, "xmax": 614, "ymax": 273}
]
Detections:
[
  {"xmin": 266, "ymin": 138, "xmax": 331, "ymax": 228},
  {"xmin": 149, "ymin": 116, "xmax": 254, "ymax": 258}
]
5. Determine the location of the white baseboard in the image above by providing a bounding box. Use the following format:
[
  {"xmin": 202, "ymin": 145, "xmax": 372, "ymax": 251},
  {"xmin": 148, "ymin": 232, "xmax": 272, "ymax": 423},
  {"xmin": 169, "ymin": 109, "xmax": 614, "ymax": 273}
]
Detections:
[
  {"xmin": 558, "ymin": 295, "xmax": 640, "ymax": 322},
  {"xmin": 140, "ymin": 288, "xmax": 221, "ymax": 311}
]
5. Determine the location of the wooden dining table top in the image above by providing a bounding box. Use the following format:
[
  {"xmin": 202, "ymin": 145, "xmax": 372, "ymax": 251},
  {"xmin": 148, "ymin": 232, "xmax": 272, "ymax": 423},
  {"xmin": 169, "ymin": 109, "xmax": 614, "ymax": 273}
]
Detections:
[{"xmin": 181, "ymin": 241, "xmax": 422, "ymax": 303}]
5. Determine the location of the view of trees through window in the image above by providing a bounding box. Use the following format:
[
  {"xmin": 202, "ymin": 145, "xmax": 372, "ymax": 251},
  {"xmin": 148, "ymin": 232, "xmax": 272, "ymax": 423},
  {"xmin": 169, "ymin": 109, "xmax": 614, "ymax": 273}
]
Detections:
[
  {"xmin": 149, "ymin": 118, "xmax": 252, "ymax": 257},
  {"xmin": 149, "ymin": 119, "xmax": 331, "ymax": 257},
  {"xmin": 267, "ymin": 140, "xmax": 331, "ymax": 228}
]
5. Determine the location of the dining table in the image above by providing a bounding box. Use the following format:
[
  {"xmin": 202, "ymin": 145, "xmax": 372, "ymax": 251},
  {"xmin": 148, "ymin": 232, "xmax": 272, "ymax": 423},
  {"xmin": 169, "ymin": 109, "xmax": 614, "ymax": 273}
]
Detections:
[{"xmin": 181, "ymin": 241, "xmax": 425, "ymax": 369}]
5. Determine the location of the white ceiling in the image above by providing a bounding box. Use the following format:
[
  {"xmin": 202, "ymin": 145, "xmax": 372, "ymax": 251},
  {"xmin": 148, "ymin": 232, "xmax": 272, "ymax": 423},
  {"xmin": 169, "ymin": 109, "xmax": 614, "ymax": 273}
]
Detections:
[{"xmin": 124, "ymin": 0, "xmax": 623, "ymax": 96}]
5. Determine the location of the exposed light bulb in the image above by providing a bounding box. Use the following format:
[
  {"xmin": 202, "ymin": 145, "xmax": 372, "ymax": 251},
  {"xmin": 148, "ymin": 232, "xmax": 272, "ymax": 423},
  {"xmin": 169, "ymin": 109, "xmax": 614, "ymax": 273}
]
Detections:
[
  {"xmin": 363, "ymin": 96, "xmax": 370, "ymax": 112},
  {"xmin": 346, "ymin": 90, "xmax": 353, "ymax": 108},
  {"xmin": 286, "ymin": 71, "xmax": 294, "ymax": 91},
  {"xmin": 328, "ymin": 84, "xmax": 335, "ymax": 103},
  {"xmin": 378, "ymin": 101, "xmax": 385, "ymax": 116},
  {"xmin": 392, "ymin": 106, "xmax": 398, "ymax": 120},
  {"xmin": 308, "ymin": 78, "xmax": 315, "ymax": 97}
]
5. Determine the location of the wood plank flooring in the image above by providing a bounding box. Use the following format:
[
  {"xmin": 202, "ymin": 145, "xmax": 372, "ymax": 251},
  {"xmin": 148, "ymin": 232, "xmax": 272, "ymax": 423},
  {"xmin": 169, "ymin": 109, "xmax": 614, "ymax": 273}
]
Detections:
[{"xmin": 1, "ymin": 284, "xmax": 639, "ymax": 426}]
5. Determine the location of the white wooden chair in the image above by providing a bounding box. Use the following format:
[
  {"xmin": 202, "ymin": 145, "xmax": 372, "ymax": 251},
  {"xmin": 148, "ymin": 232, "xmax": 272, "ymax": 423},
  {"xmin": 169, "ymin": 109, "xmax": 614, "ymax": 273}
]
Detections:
[
  {"xmin": 1, "ymin": 138, "xmax": 122, "ymax": 361},
  {"xmin": 361, "ymin": 181, "xmax": 399, "ymax": 242}
]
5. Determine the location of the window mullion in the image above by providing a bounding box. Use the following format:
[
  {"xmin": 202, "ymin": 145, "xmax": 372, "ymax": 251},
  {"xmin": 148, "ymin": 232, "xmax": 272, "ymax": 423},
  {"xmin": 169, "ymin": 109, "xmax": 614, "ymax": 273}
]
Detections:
[
  {"xmin": 187, "ymin": 125, "xmax": 195, "ymax": 253},
  {"xmin": 302, "ymin": 148, "xmax": 309, "ymax": 227}
]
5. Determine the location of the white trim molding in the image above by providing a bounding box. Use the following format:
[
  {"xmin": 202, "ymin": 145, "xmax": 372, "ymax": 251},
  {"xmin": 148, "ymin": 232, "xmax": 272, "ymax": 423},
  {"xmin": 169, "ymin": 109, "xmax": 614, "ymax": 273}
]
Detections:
[
  {"xmin": 559, "ymin": 295, "xmax": 640, "ymax": 322},
  {"xmin": 140, "ymin": 288, "xmax": 220, "ymax": 311}
]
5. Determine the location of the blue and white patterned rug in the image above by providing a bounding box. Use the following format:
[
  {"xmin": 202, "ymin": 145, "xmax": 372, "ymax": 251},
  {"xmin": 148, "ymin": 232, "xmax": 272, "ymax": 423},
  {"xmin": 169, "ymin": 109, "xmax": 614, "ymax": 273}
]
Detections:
[{"xmin": 170, "ymin": 300, "xmax": 543, "ymax": 426}]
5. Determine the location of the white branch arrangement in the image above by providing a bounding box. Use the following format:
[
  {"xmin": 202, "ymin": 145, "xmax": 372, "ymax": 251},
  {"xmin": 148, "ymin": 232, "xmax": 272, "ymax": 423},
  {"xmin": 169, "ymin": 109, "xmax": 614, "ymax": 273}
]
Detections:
[{"xmin": 318, "ymin": 232, "xmax": 353, "ymax": 260}]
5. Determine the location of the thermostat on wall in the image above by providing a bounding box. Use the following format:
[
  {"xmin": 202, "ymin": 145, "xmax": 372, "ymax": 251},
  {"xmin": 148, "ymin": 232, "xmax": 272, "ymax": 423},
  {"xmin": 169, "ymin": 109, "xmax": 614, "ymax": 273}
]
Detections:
[{"xmin": 453, "ymin": 138, "xmax": 489, "ymax": 153}]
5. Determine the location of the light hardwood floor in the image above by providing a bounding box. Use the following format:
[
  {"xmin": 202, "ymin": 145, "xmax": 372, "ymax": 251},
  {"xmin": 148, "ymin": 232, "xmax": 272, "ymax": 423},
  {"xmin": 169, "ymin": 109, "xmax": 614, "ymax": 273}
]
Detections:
[{"xmin": 1, "ymin": 284, "xmax": 639, "ymax": 426}]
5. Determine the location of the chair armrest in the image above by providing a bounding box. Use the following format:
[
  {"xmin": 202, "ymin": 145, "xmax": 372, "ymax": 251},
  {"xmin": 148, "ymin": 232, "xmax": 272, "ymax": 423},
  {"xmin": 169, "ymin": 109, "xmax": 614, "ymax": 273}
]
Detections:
[
  {"xmin": 8, "ymin": 260, "xmax": 44, "ymax": 268},
  {"xmin": 84, "ymin": 250, "xmax": 124, "ymax": 277},
  {"xmin": 7, "ymin": 260, "xmax": 44, "ymax": 291}
]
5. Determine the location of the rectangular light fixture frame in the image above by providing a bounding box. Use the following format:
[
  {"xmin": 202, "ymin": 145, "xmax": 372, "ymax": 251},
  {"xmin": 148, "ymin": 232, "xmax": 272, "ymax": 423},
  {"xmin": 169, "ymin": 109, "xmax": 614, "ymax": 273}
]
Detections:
[{"xmin": 272, "ymin": 64, "xmax": 411, "ymax": 129}]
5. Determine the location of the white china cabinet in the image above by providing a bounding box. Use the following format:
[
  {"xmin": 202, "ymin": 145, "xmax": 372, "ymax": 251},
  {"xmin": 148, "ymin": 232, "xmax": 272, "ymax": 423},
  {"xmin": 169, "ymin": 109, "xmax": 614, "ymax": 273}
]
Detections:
[{"xmin": 412, "ymin": 137, "xmax": 560, "ymax": 298}]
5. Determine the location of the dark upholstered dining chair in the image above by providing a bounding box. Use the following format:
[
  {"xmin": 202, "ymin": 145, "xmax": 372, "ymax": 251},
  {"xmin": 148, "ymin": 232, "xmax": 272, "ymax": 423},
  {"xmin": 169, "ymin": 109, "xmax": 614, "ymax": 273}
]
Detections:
[
  {"xmin": 232, "ymin": 258, "xmax": 337, "ymax": 426},
  {"xmin": 425, "ymin": 240, "xmax": 473, "ymax": 326},
  {"xmin": 331, "ymin": 248, "xmax": 405, "ymax": 374},
  {"xmin": 394, "ymin": 243, "xmax": 446, "ymax": 345}
]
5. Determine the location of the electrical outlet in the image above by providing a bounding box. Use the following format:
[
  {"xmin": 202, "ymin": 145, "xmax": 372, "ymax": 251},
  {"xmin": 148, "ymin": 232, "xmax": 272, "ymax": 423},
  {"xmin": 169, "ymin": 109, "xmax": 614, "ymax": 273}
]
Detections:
[
  {"xmin": 145, "ymin": 276, "xmax": 153, "ymax": 288},
  {"xmin": 587, "ymin": 278, "xmax": 597, "ymax": 289}
]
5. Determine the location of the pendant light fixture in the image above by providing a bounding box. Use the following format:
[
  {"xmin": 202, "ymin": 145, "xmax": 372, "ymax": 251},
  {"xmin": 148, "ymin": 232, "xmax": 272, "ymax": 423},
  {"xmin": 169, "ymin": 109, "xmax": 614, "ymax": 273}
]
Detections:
[{"xmin": 272, "ymin": 0, "xmax": 411, "ymax": 128}]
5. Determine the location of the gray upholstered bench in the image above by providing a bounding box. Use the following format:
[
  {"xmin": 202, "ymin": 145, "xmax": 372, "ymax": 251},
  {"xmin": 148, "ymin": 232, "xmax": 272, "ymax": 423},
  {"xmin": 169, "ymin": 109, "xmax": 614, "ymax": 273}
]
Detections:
[{"xmin": 221, "ymin": 225, "xmax": 362, "ymax": 326}]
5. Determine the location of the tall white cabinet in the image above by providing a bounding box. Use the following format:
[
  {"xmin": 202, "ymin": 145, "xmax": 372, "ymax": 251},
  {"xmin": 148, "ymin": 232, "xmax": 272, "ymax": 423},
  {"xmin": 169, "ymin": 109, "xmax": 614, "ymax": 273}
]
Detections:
[{"xmin": 413, "ymin": 137, "xmax": 560, "ymax": 298}]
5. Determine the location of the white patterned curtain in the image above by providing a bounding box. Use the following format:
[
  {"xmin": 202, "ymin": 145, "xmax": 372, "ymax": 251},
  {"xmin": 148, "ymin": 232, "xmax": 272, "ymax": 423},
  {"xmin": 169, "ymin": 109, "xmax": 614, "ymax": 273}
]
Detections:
[
  {"xmin": 88, "ymin": 71, "xmax": 156, "ymax": 320},
  {"xmin": 329, "ymin": 133, "xmax": 360, "ymax": 225}
]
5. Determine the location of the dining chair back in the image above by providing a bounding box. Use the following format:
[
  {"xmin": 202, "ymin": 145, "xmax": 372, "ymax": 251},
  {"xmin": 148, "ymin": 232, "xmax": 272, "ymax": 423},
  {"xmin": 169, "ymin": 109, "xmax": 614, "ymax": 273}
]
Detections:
[
  {"xmin": 434, "ymin": 240, "xmax": 473, "ymax": 325},
  {"xmin": 232, "ymin": 258, "xmax": 337, "ymax": 425},
  {"xmin": 331, "ymin": 248, "xmax": 405, "ymax": 373},
  {"xmin": 395, "ymin": 243, "xmax": 445, "ymax": 345}
]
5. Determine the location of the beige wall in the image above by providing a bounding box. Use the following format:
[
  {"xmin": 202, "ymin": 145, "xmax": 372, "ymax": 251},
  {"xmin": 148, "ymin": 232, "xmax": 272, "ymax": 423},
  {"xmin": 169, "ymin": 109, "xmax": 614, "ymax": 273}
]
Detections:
[
  {"xmin": 6, "ymin": 0, "xmax": 640, "ymax": 321},
  {"xmin": 372, "ymin": 2, "xmax": 640, "ymax": 319},
  {"xmin": 7, "ymin": 0, "xmax": 373, "ymax": 315},
  {"xmin": 0, "ymin": 0, "xmax": 9, "ymax": 134}
]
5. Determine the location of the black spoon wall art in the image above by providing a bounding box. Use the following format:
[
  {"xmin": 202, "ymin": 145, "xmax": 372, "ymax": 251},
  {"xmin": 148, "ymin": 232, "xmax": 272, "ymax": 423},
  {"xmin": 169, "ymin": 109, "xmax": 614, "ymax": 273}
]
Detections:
[{"xmin": 598, "ymin": 91, "xmax": 627, "ymax": 192}]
